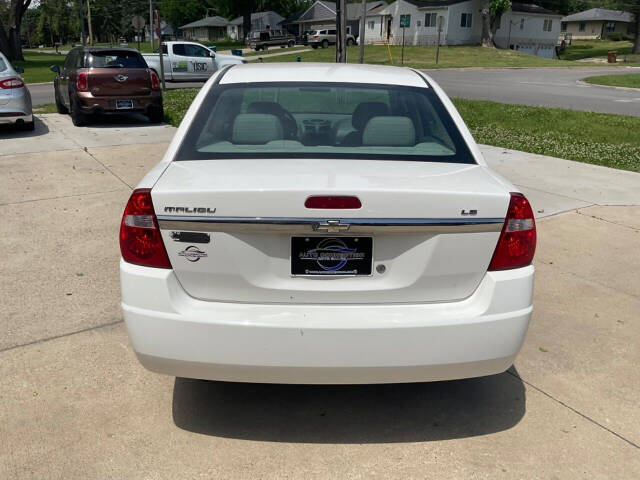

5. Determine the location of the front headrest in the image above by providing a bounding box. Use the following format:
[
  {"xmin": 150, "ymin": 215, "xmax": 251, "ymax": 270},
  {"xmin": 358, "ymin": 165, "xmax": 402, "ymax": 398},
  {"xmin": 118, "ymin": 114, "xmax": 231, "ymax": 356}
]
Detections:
[
  {"xmin": 232, "ymin": 114, "xmax": 283, "ymax": 144},
  {"xmin": 352, "ymin": 102, "xmax": 389, "ymax": 131},
  {"xmin": 247, "ymin": 102, "xmax": 286, "ymax": 117},
  {"xmin": 362, "ymin": 116, "xmax": 416, "ymax": 147}
]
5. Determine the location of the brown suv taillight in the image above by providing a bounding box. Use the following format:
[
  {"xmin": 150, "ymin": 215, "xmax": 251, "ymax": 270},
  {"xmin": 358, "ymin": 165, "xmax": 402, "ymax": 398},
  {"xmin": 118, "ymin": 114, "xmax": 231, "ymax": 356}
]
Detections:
[
  {"xmin": 76, "ymin": 72, "xmax": 88, "ymax": 91},
  {"xmin": 150, "ymin": 71, "xmax": 160, "ymax": 90}
]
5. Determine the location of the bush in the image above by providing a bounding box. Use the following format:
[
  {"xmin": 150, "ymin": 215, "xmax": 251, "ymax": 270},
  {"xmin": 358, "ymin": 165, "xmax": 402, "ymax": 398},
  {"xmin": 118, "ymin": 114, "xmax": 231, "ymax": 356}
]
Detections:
[{"xmin": 607, "ymin": 32, "xmax": 624, "ymax": 41}]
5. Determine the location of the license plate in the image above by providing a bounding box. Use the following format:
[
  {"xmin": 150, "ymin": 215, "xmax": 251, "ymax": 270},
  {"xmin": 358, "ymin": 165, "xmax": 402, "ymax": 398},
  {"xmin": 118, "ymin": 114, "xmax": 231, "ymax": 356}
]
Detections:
[
  {"xmin": 116, "ymin": 99, "xmax": 133, "ymax": 109},
  {"xmin": 291, "ymin": 236, "xmax": 373, "ymax": 276}
]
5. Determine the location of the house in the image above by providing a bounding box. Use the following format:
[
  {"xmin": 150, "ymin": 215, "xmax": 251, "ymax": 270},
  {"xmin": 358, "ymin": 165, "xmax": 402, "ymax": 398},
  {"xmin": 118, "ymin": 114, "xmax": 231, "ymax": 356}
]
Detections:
[
  {"xmin": 179, "ymin": 16, "xmax": 230, "ymax": 42},
  {"xmin": 227, "ymin": 11, "xmax": 286, "ymax": 40},
  {"xmin": 493, "ymin": 3, "xmax": 563, "ymax": 58},
  {"xmin": 144, "ymin": 21, "xmax": 175, "ymax": 42},
  {"xmin": 280, "ymin": 10, "xmax": 306, "ymax": 39},
  {"xmin": 560, "ymin": 8, "xmax": 635, "ymax": 40},
  {"xmin": 377, "ymin": 0, "xmax": 562, "ymax": 58},
  {"xmin": 294, "ymin": 1, "xmax": 388, "ymax": 38}
]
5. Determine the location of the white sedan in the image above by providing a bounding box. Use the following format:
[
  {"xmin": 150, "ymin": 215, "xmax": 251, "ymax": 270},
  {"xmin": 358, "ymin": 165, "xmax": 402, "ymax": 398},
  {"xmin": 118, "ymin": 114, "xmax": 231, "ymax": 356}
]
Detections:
[{"xmin": 120, "ymin": 63, "xmax": 536, "ymax": 384}]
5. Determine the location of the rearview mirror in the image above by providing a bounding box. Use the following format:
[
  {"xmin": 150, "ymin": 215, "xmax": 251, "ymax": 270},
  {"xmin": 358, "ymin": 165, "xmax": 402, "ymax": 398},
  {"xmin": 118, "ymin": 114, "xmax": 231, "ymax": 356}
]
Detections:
[
  {"xmin": 50, "ymin": 65, "xmax": 60, "ymax": 74},
  {"xmin": 15, "ymin": 66, "xmax": 24, "ymax": 74}
]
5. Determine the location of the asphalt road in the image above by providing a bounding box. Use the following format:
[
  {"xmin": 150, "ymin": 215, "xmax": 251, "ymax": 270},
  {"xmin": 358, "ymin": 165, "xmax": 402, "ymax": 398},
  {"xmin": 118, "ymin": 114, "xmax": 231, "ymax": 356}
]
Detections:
[
  {"xmin": 427, "ymin": 66, "xmax": 640, "ymax": 117},
  {"xmin": 28, "ymin": 66, "xmax": 640, "ymax": 116}
]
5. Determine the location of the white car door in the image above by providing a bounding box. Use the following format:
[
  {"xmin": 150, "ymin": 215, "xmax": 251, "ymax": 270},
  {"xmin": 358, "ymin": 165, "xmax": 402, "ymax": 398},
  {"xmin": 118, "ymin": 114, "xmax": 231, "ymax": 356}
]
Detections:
[{"xmin": 171, "ymin": 43, "xmax": 215, "ymax": 81}]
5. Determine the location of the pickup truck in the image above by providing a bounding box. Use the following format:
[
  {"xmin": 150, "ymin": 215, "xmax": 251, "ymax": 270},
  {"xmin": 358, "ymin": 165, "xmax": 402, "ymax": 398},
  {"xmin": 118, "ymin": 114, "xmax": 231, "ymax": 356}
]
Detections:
[{"xmin": 142, "ymin": 41, "xmax": 246, "ymax": 82}]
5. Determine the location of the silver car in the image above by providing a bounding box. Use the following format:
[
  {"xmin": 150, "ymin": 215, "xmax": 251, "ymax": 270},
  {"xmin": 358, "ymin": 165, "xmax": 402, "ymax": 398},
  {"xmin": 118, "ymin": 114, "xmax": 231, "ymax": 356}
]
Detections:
[{"xmin": 0, "ymin": 52, "xmax": 33, "ymax": 131}]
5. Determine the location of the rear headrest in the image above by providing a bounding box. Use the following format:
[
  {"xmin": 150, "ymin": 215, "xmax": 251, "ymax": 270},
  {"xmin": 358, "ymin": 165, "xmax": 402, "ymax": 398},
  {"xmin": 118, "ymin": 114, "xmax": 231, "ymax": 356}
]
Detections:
[
  {"xmin": 352, "ymin": 102, "xmax": 389, "ymax": 131},
  {"xmin": 362, "ymin": 116, "xmax": 416, "ymax": 147},
  {"xmin": 232, "ymin": 113, "xmax": 283, "ymax": 144}
]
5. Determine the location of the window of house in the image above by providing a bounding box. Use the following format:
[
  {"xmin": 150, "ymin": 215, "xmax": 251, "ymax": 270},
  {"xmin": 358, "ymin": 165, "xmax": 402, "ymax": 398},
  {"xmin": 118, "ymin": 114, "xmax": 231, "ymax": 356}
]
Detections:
[
  {"xmin": 561, "ymin": 22, "xmax": 567, "ymax": 32},
  {"xmin": 520, "ymin": 18, "xmax": 525, "ymax": 29},
  {"xmin": 400, "ymin": 14, "xmax": 411, "ymax": 27},
  {"xmin": 579, "ymin": 22, "xmax": 586, "ymax": 32},
  {"xmin": 425, "ymin": 13, "xmax": 437, "ymax": 28},
  {"xmin": 460, "ymin": 13, "xmax": 472, "ymax": 28},
  {"xmin": 543, "ymin": 19, "xmax": 553, "ymax": 32},
  {"xmin": 368, "ymin": 21, "xmax": 375, "ymax": 30},
  {"xmin": 605, "ymin": 22, "xmax": 615, "ymax": 32}
]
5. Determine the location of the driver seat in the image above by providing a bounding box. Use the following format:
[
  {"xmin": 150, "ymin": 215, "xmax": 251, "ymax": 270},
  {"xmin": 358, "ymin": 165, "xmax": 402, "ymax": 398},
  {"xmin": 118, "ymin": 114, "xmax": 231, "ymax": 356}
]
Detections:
[{"xmin": 247, "ymin": 102, "xmax": 297, "ymax": 139}]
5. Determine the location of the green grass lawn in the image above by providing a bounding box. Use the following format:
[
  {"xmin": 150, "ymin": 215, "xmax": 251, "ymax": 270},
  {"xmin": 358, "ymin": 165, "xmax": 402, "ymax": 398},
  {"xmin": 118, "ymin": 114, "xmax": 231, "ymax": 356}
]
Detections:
[
  {"xmin": 13, "ymin": 52, "xmax": 65, "ymax": 84},
  {"xmin": 35, "ymin": 88, "xmax": 640, "ymax": 172},
  {"xmin": 261, "ymin": 44, "xmax": 583, "ymax": 69},
  {"xmin": 583, "ymin": 73, "xmax": 640, "ymax": 89},
  {"xmin": 558, "ymin": 39, "xmax": 634, "ymax": 61},
  {"xmin": 244, "ymin": 46, "xmax": 307, "ymax": 57}
]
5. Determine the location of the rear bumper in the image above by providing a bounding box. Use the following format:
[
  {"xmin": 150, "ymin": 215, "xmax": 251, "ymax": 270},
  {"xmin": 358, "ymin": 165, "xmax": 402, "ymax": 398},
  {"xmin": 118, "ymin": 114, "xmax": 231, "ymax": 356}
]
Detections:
[
  {"xmin": 76, "ymin": 91, "xmax": 162, "ymax": 114},
  {"xmin": 0, "ymin": 112, "xmax": 33, "ymax": 125},
  {"xmin": 121, "ymin": 261, "xmax": 534, "ymax": 384},
  {"xmin": 0, "ymin": 88, "xmax": 32, "ymax": 124}
]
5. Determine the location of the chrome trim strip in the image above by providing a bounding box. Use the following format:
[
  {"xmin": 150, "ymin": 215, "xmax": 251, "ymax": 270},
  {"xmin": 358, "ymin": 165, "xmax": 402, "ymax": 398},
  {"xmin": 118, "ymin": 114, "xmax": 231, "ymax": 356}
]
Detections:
[{"xmin": 157, "ymin": 216, "xmax": 504, "ymax": 234}]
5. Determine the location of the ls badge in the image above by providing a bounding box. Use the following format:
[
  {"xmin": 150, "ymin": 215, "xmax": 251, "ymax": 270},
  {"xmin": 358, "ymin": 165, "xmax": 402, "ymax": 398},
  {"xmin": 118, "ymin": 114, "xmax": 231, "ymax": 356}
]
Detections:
[{"xmin": 178, "ymin": 245, "xmax": 208, "ymax": 262}]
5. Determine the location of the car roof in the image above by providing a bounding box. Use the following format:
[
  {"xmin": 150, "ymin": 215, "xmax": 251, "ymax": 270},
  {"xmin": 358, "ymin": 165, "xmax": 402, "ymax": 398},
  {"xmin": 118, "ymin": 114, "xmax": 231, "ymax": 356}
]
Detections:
[
  {"xmin": 219, "ymin": 63, "xmax": 427, "ymax": 87},
  {"xmin": 74, "ymin": 46, "xmax": 140, "ymax": 53}
]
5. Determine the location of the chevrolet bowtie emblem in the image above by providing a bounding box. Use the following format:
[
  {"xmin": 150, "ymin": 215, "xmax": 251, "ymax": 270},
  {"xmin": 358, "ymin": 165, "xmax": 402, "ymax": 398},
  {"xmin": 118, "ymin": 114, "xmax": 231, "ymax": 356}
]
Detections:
[{"xmin": 314, "ymin": 219, "xmax": 350, "ymax": 233}]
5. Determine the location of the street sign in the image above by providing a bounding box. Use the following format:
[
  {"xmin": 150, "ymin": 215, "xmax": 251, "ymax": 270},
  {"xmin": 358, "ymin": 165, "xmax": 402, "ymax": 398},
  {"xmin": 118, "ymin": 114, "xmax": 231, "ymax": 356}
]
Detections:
[
  {"xmin": 400, "ymin": 15, "xmax": 410, "ymax": 28},
  {"xmin": 131, "ymin": 15, "xmax": 146, "ymax": 30}
]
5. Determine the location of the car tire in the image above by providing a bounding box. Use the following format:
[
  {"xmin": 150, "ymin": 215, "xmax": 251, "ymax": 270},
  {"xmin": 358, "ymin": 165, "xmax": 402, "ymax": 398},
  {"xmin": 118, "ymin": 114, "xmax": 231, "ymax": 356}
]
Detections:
[
  {"xmin": 311, "ymin": 44, "xmax": 318, "ymax": 49},
  {"xmin": 288, "ymin": 40, "xmax": 295, "ymax": 48},
  {"xmin": 347, "ymin": 38, "xmax": 355, "ymax": 46},
  {"xmin": 147, "ymin": 106, "xmax": 164, "ymax": 124},
  {"xmin": 321, "ymin": 40, "xmax": 329, "ymax": 49},
  {"xmin": 19, "ymin": 120, "xmax": 35, "ymax": 131},
  {"xmin": 54, "ymin": 86, "xmax": 68, "ymax": 114},
  {"xmin": 70, "ymin": 99, "xmax": 90, "ymax": 127}
]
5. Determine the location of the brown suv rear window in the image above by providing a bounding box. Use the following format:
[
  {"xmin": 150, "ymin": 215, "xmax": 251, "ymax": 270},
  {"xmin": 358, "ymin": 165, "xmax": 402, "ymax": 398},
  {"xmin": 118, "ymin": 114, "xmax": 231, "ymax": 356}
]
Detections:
[{"xmin": 89, "ymin": 51, "xmax": 147, "ymax": 69}]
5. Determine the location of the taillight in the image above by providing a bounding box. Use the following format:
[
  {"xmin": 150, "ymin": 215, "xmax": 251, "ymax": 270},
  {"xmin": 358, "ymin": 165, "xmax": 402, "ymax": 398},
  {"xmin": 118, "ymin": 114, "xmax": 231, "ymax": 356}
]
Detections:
[
  {"xmin": 313, "ymin": 35, "xmax": 318, "ymax": 38},
  {"xmin": 119, "ymin": 189, "xmax": 171, "ymax": 269},
  {"xmin": 150, "ymin": 71, "xmax": 160, "ymax": 90},
  {"xmin": 488, "ymin": 192, "xmax": 536, "ymax": 271},
  {"xmin": 76, "ymin": 72, "xmax": 88, "ymax": 91},
  {"xmin": 305, "ymin": 196, "xmax": 362, "ymax": 209},
  {"xmin": 0, "ymin": 77, "xmax": 24, "ymax": 89}
]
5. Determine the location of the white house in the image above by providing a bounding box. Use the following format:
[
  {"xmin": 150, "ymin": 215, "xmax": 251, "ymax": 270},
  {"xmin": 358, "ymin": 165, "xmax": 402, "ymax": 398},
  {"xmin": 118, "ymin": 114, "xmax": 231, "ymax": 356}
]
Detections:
[
  {"xmin": 376, "ymin": 0, "xmax": 562, "ymax": 58},
  {"xmin": 227, "ymin": 11, "xmax": 286, "ymax": 40}
]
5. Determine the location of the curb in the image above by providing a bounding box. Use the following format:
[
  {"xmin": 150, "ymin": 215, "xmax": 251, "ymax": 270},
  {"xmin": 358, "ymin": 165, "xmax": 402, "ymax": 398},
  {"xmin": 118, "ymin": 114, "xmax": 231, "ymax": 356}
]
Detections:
[{"xmin": 577, "ymin": 79, "xmax": 640, "ymax": 92}]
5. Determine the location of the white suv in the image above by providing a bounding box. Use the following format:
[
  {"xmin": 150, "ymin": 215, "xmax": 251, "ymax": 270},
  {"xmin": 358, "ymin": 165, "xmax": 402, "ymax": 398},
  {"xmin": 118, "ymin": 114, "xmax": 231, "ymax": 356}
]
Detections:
[
  {"xmin": 308, "ymin": 29, "xmax": 356, "ymax": 49},
  {"xmin": 120, "ymin": 63, "xmax": 536, "ymax": 385}
]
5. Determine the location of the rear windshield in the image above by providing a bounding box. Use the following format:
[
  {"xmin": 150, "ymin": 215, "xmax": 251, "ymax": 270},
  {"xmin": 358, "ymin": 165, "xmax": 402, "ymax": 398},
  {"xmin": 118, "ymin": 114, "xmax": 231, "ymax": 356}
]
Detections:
[
  {"xmin": 89, "ymin": 51, "xmax": 146, "ymax": 68},
  {"xmin": 0, "ymin": 57, "xmax": 6, "ymax": 72},
  {"xmin": 175, "ymin": 81, "xmax": 475, "ymax": 164}
]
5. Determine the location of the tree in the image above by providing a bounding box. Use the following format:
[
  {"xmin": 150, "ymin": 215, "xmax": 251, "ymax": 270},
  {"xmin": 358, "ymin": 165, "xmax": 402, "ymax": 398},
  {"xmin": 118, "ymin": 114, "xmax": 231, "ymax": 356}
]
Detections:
[
  {"xmin": 631, "ymin": 0, "xmax": 639, "ymax": 54},
  {"xmin": 161, "ymin": 0, "xmax": 207, "ymax": 31},
  {"xmin": 0, "ymin": 0, "xmax": 32, "ymax": 61},
  {"xmin": 481, "ymin": 0, "xmax": 511, "ymax": 47}
]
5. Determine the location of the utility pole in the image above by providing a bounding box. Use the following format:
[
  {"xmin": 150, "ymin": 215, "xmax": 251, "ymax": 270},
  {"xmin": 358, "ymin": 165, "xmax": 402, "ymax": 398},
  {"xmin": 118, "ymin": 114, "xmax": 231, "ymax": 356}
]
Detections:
[
  {"xmin": 336, "ymin": 0, "xmax": 347, "ymax": 63},
  {"xmin": 358, "ymin": 0, "xmax": 366, "ymax": 63},
  {"xmin": 435, "ymin": 15, "xmax": 443, "ymax": 64},
  {"xmin": 87, "ymin": 0, "xmax": 93, "ymax": 45},
  {"xmin": 79, "ymin": 0, "xmax": 86, "ymax": 45},
  {"xmin": 149, "ymin": 0, "xmax": 154, "ymax": 51}
]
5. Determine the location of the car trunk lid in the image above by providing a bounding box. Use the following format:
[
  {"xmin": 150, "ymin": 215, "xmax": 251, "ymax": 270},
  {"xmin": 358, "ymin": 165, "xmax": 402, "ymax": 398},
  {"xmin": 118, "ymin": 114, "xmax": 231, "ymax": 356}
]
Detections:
[
  {"xmin": 152, "ymin": 159, "xmax": 511, "ymax": 304},
  {"xmin": 88, "ymin": 68, "xmax": 151, "ymax": 96}
]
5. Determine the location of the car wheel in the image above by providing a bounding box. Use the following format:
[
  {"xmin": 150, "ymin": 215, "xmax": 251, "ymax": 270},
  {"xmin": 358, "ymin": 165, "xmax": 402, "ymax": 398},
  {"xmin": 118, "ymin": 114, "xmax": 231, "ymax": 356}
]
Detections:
[
  {"xmin": 347, "ymin": 38, "xmax": 355, "ymax": 46},
  {"xmin": 147, "ymin": 106, "xmax": 164, "ymax": 124},
  {"xmin": 70, "ymin": 99, "xmax": 90, "ymax": 126},
  {"xmin": 311, "ymin": 44, "xmax": 318, "ymax": 49},
  {"xmin": 321, "ymin": 40, "xmax": 329, "ymax": 49},
  {"xmin": 19, "ymin": 120, "xmax": 35, "ymax": 131},
  {"xmin": 288, "ymin": 40, "xmax": 295, "ymax": 48},
  {"xmin": 54, "ymin": 86, "xmax": 68, "ymax": 114}
]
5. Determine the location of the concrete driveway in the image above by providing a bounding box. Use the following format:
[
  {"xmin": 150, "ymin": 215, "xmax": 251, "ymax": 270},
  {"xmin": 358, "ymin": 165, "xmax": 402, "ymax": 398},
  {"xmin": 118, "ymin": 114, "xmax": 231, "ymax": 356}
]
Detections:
[
  {"xmin": 1, "ymin": 115, "xmax": 639, "ymax": 478},
  {"xmin": 427, "ymin": 66, "xmax": 640, "ymax": 117}
]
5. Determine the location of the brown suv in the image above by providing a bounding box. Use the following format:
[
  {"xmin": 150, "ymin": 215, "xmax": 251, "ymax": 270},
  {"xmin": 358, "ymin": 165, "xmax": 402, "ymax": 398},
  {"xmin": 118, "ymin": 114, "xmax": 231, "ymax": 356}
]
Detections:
[{"xmin": 51, "ymin": 47, "xmax": 163, "ymax": 126}]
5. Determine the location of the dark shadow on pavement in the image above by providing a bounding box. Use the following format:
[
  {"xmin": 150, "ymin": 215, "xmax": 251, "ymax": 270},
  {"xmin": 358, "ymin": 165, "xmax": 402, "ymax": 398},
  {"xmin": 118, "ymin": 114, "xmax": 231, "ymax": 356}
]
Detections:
[
  {"xmin": 0, "ymin": 116, "xmax": 49, "ymax": 139},
  {"xmin": 82, "ymin": 112, "xmax": 160, "ymax": 128},
  {"xmin": 172, "ymin": 368, "xmax": 525, "ymax": 444}
]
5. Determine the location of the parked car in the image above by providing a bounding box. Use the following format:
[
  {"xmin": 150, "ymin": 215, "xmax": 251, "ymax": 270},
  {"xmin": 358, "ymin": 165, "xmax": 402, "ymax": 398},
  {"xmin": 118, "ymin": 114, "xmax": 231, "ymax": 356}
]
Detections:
[
  {"xmin": 247, "ymin": 29, "xmax": 296, "ymax": 51},
  {"xmin": 308, "ymin": 29, "xmax": 356, "ymax": 49},
  {"xmin": 142, "ymin": 41, "xmax": 246, "ymax": 82},
  {"xmin": 120, "ymin": 63, "xmax": 536, "ymax": 385},
  {"xmin": 0, "ymin": 52, "xmax": 33, "ymax": 131},
  {"xmin": 51, "ymin": 46, "xmax": 162, "ymax": 126}
]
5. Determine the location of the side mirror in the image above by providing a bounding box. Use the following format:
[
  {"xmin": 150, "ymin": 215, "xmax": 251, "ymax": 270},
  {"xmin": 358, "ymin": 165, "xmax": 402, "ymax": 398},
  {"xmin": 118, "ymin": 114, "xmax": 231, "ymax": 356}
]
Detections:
[
  {"xmin": 50, "ymin": 65, "xmax": 60, "ymax": 74},
  {"xmin": 15, "ymin": 66, "xmax": 24, "ymax": 74},
  {"xmin": 209, "ymin": 51, "xmax": 216, "ymax": 58}
]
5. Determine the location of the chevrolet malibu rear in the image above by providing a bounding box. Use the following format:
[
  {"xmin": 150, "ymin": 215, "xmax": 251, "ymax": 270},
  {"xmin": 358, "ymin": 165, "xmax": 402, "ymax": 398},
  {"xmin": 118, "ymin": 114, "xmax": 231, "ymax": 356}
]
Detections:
[{"xmin": 120, "ymin": 63, "xmax": 536, "ymax": 384}]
